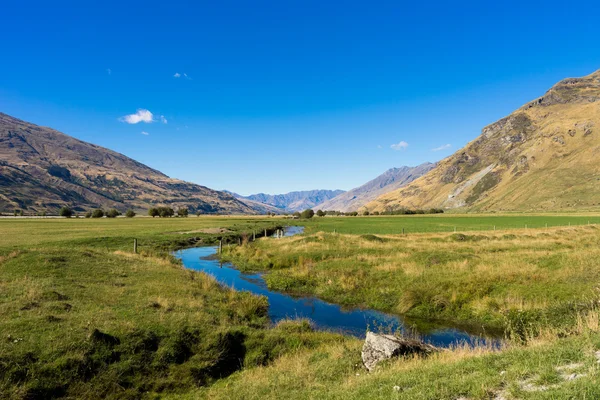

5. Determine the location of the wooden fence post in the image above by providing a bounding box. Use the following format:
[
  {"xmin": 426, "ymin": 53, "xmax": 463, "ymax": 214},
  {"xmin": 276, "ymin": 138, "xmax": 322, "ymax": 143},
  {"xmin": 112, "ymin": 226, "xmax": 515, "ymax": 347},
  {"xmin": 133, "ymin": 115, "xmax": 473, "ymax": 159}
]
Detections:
[
  {"xmin": 219, "ymin": 239, "xmax": 223, "ymax": 254},
  {"xmin": 134, "ymin": 239, "xmax": 137, "ymax": 254}
]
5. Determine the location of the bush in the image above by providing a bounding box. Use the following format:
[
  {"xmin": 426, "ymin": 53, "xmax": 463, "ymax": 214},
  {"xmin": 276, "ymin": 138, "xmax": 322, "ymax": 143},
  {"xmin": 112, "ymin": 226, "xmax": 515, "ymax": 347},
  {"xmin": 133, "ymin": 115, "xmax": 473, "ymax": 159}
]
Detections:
[
  {"xmin": 300, "ymin": 209, "xmax": 314, "ymax": 219},
  {"xmin": 125, "ymin": 210, "xmax": 136, "ymax": 218},
  {"xmin": 158, "ymin": 207, "xmax": 174, "ymax": 218},
  {"xmin": 59, "ymin": 206, "xmax": 73, "ymax": 218},
  {"xmin": 106, "ymin": 209, "xmax": 120, "ymax": 218},
  {"xmin": 91, "ymin": 209, "xmax": 104, "ymax": 218},
  {"xmin": 148, "ymin": 208, "xmax": 159, "ymax": 218},
  {"xmin": 84, "ymin": 211, "xmax": 92, "ymax": 218},
  {"xmin": 316, "ymin": 210, "xmax": 325, "ymax": 217},
  {"xmin": 177, "ymin": 208, "xmax": 189, "ymax": 217}
]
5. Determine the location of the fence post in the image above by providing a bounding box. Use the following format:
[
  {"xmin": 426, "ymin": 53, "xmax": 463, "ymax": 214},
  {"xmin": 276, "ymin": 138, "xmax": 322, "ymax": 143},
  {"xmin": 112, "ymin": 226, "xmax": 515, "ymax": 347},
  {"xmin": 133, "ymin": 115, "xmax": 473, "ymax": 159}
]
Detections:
[
  {"xmin": 134, "ymin": 239, "xmax": 137, "ymax": 254},
  {"xmin": 253, "ymin": 231, "xmax": 256, "ymax": 241},
  {"xmin": 454, "ymin": 226, "xmax": 457, "ymax": 233},
  {"xmin": 219, "ymin": 239, "xmax": 223, "ymax": 254},
  {"xmin": 402, "ymin": 228, "xmax": 405, "ymax": 235}
]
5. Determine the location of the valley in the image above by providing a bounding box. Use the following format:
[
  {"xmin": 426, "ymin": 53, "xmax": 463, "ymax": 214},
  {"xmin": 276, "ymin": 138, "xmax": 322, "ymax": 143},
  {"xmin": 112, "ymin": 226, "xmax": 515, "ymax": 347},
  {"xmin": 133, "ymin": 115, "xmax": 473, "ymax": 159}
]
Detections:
[{"xmin": 2, "ymin": 215, "xmax": 600, "ymax": 399}]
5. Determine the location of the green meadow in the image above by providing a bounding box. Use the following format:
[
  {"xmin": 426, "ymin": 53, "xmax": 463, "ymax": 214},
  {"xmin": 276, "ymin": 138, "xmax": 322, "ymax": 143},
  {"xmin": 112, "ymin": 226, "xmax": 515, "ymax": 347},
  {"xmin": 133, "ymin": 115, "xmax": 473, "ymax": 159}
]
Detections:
[
  {"xmin": 301, "ymin": 214, "xmax": 600, "ymax": 235},
  {"xmin": 1, "ymin": 215, "xmax": 600, "ymax": 399}
]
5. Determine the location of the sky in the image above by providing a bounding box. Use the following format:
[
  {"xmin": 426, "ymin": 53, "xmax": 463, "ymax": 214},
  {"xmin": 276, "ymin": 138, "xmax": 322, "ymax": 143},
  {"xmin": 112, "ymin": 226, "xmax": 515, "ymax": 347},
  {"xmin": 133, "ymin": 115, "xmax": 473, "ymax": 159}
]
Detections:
[{"xmin": 1, "ymin": 1, "xmax": 600, "ymax": 196}]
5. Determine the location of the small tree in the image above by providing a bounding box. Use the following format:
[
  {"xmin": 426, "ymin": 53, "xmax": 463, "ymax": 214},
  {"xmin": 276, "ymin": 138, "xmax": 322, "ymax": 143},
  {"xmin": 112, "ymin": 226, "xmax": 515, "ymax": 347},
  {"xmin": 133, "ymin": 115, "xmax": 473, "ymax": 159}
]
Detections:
[
  {"xmin": 292, "ymin": 211, "xmax": 301, "ymax": 218},
  {"xmin": 158, "ymin": 207, "xmax": 174, "ymax": 218},
  {"xmin": 13, "ymin": 209, "xmax": 19, "ymax": 217},
  {"xmin": 59, "ymin": 206, "xmax": 73, "ymax": 218},
  {"xmin": 148, "ymin": 208, "xmax": 159, "ymax": 218},
  {"xmin": 91, "ymin": 209, "xmax": 104, "ymax": 218},
  {"xmin": 300, "ymin": 209, "xmax": 315, "ymax": 219},
  {"xmin": 84, "ymin": 210, "xmax": 92, "ymax": 218},
  {"xmin": 316, "ymin": 210, "xmax": 325, "ymax": 217},
  {"xmin": 362, "ymin": 210, "xmax": 370, "ymax": 216},
  {"xmin": 125, "ymin": 209, "xmax": 136, "ymax": 218},
  {"xmin": 177, "ymin": 208, "xmax": 189, "ymax": 217},
  {"xmin": 106, "ymin": 209, "xmax": 120, "ymax": 218}
]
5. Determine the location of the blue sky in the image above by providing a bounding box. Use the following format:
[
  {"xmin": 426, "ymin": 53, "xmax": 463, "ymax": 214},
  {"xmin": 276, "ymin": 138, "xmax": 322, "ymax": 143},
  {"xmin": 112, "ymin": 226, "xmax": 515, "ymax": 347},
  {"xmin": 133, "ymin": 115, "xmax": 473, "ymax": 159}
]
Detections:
[{"xmin": 1, "ymin": 1, "xmax": 600, "ymax": 195}]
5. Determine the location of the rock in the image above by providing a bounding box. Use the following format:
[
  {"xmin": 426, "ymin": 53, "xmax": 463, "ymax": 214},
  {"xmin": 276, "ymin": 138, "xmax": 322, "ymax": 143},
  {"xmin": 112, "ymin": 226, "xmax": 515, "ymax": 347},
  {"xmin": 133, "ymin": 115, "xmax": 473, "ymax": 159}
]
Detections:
[{"xmin": 361, "ymin": 332, "xmax": 438, "ymax": 371}]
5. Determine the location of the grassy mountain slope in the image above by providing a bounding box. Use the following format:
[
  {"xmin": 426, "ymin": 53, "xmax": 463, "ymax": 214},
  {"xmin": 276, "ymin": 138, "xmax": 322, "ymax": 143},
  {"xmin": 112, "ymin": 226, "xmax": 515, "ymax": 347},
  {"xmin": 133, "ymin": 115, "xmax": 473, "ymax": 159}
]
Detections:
[
  {"xmin": 365, "ymin": 69, "xmax": 600, "ymax": 212},
  {"xmin": 316, "ymin": 163, "xmax": 435, "ymax": 212},
  {"xmin": 0, "ymin": 113, "xmax": 255, "ymax": 214}
]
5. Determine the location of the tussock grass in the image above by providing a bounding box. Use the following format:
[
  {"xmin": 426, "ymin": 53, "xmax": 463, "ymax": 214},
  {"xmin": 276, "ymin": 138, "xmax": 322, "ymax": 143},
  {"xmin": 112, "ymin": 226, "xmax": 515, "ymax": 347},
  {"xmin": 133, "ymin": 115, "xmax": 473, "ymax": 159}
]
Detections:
[{"xmin": 224, "ymin": 225, "xmax": 600, "ymax": 330}]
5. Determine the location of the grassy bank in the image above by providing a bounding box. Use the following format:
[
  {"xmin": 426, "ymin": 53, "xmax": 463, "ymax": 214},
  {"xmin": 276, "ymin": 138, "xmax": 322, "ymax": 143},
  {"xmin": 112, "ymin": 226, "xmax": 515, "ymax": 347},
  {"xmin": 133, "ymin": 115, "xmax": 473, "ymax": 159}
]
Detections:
[
  {"xmin": 223, "ymin": 225, "xmax": 600, "ymax": 331},
  {"xmin": 0, "ymin": 217, "xmax": 346, "ymax": 399},
  {"xmin": 174, "ymin": 326, "xmax": 600, "ymax": 399}
]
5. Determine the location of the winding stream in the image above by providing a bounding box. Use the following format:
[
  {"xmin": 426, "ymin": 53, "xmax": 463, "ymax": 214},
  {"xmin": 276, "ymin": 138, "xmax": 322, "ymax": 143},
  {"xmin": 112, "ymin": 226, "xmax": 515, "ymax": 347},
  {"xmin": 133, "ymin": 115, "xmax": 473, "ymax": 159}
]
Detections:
[{"xmin": 174, "ymin": 227, "xmax": 502, "ymax": 348}]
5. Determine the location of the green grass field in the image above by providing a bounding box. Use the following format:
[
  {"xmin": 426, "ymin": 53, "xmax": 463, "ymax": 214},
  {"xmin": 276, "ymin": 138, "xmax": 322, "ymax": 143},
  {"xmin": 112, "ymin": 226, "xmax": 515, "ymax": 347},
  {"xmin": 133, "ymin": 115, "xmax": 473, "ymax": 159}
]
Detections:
[
  {"xmin": 2, "ymin": 215, "xmax": 600, "ymax": 399},
  {"xmin": 302, "ymin": 214, "xmax": 600, "ymax": 235}
]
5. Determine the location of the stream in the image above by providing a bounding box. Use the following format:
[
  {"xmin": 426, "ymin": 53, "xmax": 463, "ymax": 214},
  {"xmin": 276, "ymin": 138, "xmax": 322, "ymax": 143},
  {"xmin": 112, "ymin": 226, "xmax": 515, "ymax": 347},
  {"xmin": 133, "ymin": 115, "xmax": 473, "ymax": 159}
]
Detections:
[{"xmin": 174, "ymin": 226, "xmax": 502, "ymax": 348}]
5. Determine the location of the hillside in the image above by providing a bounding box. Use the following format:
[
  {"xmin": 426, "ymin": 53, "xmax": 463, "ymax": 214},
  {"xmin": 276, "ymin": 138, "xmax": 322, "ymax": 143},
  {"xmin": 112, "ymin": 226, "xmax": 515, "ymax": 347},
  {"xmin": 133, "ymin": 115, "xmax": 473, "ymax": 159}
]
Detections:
[
  {"xmin": 233, "ymin": 189, "xmax": 345, "ymax": 212},
  {"xmin": 316, "ymin": 163, "xmax": 435, "ymax": 212},
  {"xmin": 0, "ymin": 113, "xmax": 255, "ymax": 214},
  {"xmin": 366, "ymin": 69, "xmax": 600, "ymax": 212}
]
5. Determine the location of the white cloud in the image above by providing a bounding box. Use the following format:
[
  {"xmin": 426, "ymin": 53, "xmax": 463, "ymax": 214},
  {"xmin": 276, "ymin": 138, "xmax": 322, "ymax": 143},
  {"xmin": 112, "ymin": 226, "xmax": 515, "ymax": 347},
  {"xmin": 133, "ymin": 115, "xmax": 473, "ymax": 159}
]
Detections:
[
  {"xmin": 390, "ymin": 141, "xmax": 409, "ymax": 151},
  {"xmin": 160, "ymin": 115, "xmax": 168, "ymax": 124},
  {"xmin": 106, "ymin": 68, "xmax": 112, "ymax": 75},
  {"xmin": 377, "ymin": 145, "xmax": 382, "ymax": 149},
  {"xmin": 141, "ymin": 131, "xmax": 149, "ymax": 136},
  {"xmin": 432, "ymin": 144, "xmax": 452, "ymax": 152},
  {"xmin": 119, "ymin": 109, "xmax": 154, "ymax": 124},
  {"xmin": 174, "ymin": 72, "xmax": 191, "ymax": 80}
]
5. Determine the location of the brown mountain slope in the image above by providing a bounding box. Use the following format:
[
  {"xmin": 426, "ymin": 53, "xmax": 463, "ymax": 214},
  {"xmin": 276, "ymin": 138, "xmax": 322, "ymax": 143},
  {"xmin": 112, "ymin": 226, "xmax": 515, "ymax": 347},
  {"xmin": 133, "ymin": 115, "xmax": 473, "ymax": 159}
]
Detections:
[
  {"xmin": 0, "ymin": 113, "xmax": 255, "ymax": 214},
  {"xmin": 365, "ymin": 69, "xmax": 600, "ymax": 212},
  {"xmin": 316, "ymin": 163, "xmax": 435, "ymax": 212}
]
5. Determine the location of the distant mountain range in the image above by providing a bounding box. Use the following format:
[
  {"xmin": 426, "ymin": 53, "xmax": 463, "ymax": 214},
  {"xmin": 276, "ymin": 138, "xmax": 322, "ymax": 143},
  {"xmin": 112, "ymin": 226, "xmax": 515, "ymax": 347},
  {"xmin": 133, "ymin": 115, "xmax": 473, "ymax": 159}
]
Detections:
[
  {"xmin": 228, "ymin": 189, "xmax": 344, "ymax": 212},
  {"xmin": 366, "ymin": 69, "xmax": 600, "ymax": 212},
  {"xmin": 316, "ymin": 163, "xmax": 436, "ymax": 212},
  {"xmin": 0, "ymin": 113, "xmax": 254, "ymax": 214}
]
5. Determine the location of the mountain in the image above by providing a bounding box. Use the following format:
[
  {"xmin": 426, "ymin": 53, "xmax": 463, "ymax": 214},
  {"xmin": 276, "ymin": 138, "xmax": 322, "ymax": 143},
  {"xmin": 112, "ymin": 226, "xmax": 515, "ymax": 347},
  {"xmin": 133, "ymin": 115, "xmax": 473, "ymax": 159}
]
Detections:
[
  {"xmin": 316, "ymin": 163, "xmax": 436, "ymax": 212},
  {"xmin": 233, "ymin": 190, "xmax": 345, "ymax": 212},
  {"xmin": 365, "ymin": 69, "xmax": 600, "ymax": 212},
  {"xmin": 223, "ymin": 191, "xmax": 283, "ymax": 214},
  {"xmin": 0, "ymin": 113, "xmax": 255, "ymax": 214}
]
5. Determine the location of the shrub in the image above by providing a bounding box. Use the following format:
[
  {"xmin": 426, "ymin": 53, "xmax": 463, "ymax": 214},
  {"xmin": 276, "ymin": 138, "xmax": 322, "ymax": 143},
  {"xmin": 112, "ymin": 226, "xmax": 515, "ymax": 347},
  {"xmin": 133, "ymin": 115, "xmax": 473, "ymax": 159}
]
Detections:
[
  {"xmin": 148, "ymin": 208, "xmax": 159, "ymax": 218},
  {"xmin": 125, "ymin": 210, "xmax": 136, "ymax": 218},
  {"xmin": 59, "ymin": 206, "xmax": 73, "ymax": 218},
  {"xmin": 316, "ymin": 210, "xmax": 325, "ymax": 217},
  {"xmin": 106, "ymin": 209, "xmax": 120, "ymax": 218},
  {"xmin": 84, "ymin": 211, "xmax": 92, "ymax": 218},
  {"xmin": 177, "ymin": 208, "xmax": 189, "ymax": 217},
  {"xmin": 300, "ymin": 209, "xmax": 314, "ymax": 219},
  {"xmin": 91, "ymin": 209, "xmax": 104, "ymax": 218},
  {"xmin": 158, "ymin": 207, "xmax": 174, "ymax": 218}
]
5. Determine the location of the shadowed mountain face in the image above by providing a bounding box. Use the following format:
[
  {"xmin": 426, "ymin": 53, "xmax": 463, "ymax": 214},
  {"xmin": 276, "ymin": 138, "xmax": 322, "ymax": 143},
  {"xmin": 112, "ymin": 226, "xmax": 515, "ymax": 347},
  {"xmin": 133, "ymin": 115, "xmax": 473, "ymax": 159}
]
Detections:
[
  {"xmin": 0, "ymin": 113, "xmax": 255, "ymax": 214},
  {"xmin": 366, "ymin": 69, "xmax": 600, "ymax": 212},
  {"xmin": 230, "ymin": 190, "xmax": 345, "ymax": 212},
  {"xmin": 316, "ymin": 163, "xmax": 436, "ymax": 212}
]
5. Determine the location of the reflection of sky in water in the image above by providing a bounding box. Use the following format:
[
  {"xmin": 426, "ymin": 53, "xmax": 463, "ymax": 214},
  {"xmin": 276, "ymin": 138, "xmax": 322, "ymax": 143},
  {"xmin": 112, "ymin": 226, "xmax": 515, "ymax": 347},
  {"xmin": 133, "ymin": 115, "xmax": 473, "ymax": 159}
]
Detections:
[{"xmin": 175, "ymin": 240, "xmax": 502, "ymax": 348}]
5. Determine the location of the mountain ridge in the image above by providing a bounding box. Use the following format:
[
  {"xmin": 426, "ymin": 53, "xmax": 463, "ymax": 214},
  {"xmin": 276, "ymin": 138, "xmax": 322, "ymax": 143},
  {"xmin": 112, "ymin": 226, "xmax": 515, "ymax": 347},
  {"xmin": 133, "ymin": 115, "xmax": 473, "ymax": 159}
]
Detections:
[
  {"xmin": 0, "ymin": 112, "xmax": 256, "ymax": 214},
  {"xmin": 229, "ymin": 189, "xmax": 345, "ymax": 212},
  {"xmin": 316, "ymin": 163, "xmax": 436, "ymax": 212},
  {"xmin": 365, "ymin": 69, "xmax": 600, "ymax": 212}
]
